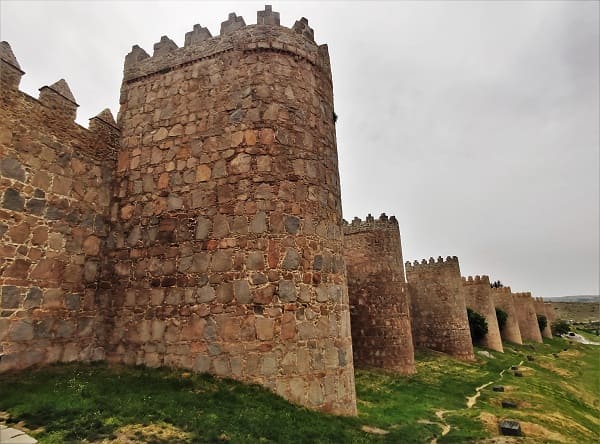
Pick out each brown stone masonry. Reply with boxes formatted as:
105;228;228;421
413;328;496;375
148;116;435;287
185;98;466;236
512;292;543;343
544;301;557;324
343;214;415;374
491;287;523;345
0;42;118;371
461;275;503;352
102;8;356;415
405;256;474;361
533;297;552;339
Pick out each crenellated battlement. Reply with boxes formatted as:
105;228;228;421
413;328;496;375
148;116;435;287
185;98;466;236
405;255;459;270
1;42;119;161
122;6;329;84
512;292;533;299
490;286;512;295
343;213;399;234
461;275;491;285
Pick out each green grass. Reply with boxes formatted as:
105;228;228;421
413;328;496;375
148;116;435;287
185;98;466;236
0;338;598;443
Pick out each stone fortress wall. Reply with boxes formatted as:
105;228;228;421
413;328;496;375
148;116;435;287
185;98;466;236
533;297;553;339
512;292;543;343
461;275;503;352
491;287;523;345
342;213;415;374
405;256;474;360
0;5;558;416
103;7;356;415
0;42;119;371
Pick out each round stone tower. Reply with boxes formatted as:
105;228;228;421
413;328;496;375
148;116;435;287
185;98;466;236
405;256;475;361
491;286;523;345
343;213;415;374
104;6;356;415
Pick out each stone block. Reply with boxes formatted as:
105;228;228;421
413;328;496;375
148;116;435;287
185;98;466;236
196;285;216;303
246;251;265;270
1;286;21;309
234;280;251;304
284;215;300;233
9;320;34;341
193;355;211;373
278;280;297;302
65;293;80;310
249;212;267;233
282;248;300;270
2;188;24;211
499;419;522;436
212;250;233;272
22;287;42;309
26;198;46;215
256;317;274;340
261;354;277;376
0;157;25;181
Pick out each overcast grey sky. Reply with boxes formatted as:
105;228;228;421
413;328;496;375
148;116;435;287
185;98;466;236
1;1;598;297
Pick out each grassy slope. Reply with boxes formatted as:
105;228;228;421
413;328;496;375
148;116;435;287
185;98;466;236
0;338;597;443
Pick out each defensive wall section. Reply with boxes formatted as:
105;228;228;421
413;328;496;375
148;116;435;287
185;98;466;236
491;287;523;345
102;7;356;415
512;292;543;343
1;5;558;416
405;256;474;361
343;213;415;374
0;42;119;371
534;297;552;338
461;275;503;352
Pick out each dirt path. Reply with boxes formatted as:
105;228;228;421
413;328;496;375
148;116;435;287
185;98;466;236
429;410;451;444
429;360;525;443
466;381;495;408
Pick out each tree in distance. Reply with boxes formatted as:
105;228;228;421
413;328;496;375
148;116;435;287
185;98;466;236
496;307;508;331
551;319;571;336
467;307;488;343
537;314;548;333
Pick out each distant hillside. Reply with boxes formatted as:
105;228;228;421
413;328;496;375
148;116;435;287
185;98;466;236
547;301;600;323
544;295;599;303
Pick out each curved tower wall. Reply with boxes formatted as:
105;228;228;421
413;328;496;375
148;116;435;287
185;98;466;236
533;297;552;338
104;9;356;415
405;256;474;361
512;292;543;343
491;287;523;345
343;214;415;374
461;275;503;352
544;301;557;324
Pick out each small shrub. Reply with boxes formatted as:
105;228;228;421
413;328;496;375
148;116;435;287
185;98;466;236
537;314;548;332
551;319;571;336
467;308;488;343
495;308;508;331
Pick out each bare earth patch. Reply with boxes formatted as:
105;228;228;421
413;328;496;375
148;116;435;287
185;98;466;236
519;420;567;442
527;411;598;440
361;425;389;435
96;423;191;444
537;361;574;378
